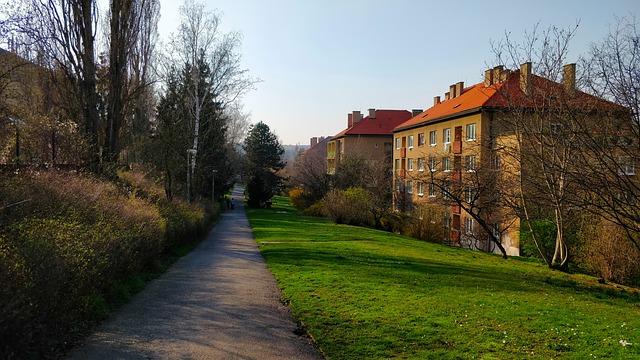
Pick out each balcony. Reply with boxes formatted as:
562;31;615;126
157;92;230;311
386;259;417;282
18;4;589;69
452;171;462;182
399;169;406;179
327;150;336;159
453;140;462;154
451;204;461;214
400;148;407;158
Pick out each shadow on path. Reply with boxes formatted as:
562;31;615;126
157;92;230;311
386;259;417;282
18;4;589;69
67;186;323;360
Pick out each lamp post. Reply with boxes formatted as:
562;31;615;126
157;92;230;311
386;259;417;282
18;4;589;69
186;148;197;203
212;169;218;202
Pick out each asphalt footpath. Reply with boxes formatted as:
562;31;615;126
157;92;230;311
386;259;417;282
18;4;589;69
67;185;323;359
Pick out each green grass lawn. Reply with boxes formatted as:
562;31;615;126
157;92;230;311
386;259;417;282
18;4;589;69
246;197;640;359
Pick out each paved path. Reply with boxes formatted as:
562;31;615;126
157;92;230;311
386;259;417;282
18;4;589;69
68;186;323;359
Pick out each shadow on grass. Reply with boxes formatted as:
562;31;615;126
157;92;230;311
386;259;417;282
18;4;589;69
261;244;640;303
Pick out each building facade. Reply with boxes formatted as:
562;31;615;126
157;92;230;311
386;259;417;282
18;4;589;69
392;62;625;257
327;109;414;175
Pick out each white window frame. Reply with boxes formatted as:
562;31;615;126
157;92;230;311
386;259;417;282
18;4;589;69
417;182;424;196
442;156;451;172
465;187;474;204
443;128;451;144
464;217;474;235
418;133;425;146
466;155;476;172
418;158;425;172
408;135;414;149
395;137;401;150
429;157;437;171
619;156;636;175
429;130;437;146
408;158;414;171
429;183;436;197
466;123;476;141
406;180;413;194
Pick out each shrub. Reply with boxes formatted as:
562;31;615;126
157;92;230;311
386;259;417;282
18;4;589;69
0;169;213;357
289;188;306;210
324;187;374;227
576;217;640;284
303;200;326;217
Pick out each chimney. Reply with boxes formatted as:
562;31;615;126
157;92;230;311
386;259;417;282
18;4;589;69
520;62;532;96
455;81;464;97
484;69;493;87
500;69;511;82
434;96;441;105
369;108;376;119
492;66;504;85
563;63;576;94
450;84;457;98
348;113;353;127
311;137;318;148
412;109;423;117
353;110;363;125
319;136;325;143
444;92;450;101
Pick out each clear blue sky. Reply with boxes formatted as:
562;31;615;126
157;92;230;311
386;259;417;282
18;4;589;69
157;0;639;145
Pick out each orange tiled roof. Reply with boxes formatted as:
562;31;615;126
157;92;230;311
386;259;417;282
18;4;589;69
333;110;412;139
395;70;623;132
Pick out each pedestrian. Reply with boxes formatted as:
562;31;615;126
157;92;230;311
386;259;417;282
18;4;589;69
231;198;235;210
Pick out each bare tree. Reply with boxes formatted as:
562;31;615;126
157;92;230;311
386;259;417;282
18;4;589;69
411;142;514;259
576;15;640;251
490;24;586;268
2;0;101;170
103;0;159;166
166;0;257;175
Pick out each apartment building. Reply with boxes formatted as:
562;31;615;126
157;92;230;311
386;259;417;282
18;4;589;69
327;109;414;175
392;62;625;256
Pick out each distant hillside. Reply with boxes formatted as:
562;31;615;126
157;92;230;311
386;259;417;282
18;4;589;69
282;144;308;162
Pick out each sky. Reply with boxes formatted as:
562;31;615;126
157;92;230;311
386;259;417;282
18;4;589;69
157;0;639;145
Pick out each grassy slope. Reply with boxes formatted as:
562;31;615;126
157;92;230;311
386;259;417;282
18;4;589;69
247;197;640;360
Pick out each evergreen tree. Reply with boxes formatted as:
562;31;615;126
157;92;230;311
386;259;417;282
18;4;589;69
243;122;284;207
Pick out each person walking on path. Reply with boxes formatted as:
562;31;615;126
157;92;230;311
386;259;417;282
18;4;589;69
67;185;322;359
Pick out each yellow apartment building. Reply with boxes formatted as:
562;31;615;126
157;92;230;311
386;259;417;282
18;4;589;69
391;62;624;256
327;109;415;175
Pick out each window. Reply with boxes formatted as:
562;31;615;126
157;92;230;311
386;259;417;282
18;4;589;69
429;131;437;146
465;187;474;204
443;128;451;144
406;180;413;194
465;155;476;172
418;133;425;146
466;123;476;141
619;156;636;175
374;141;379;149
408;135;414;149
551;122;561;134
442;156;451;172
443;214;451;229
464;217;475;235
408;158;414;171
395;138;401;150
395;159;400;172
417;182;424;196
443;182;451;200
418;158;425;171
429;183;436;197
491;154;501;170
429;157;437;171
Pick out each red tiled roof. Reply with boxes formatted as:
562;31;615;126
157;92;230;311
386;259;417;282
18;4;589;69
395;70;623;132
333;110;412;139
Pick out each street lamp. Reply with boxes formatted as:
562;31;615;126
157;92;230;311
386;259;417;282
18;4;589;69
212;169;218;202
186;148;197;203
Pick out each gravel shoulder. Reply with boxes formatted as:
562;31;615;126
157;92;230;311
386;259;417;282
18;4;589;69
67;186;323;359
